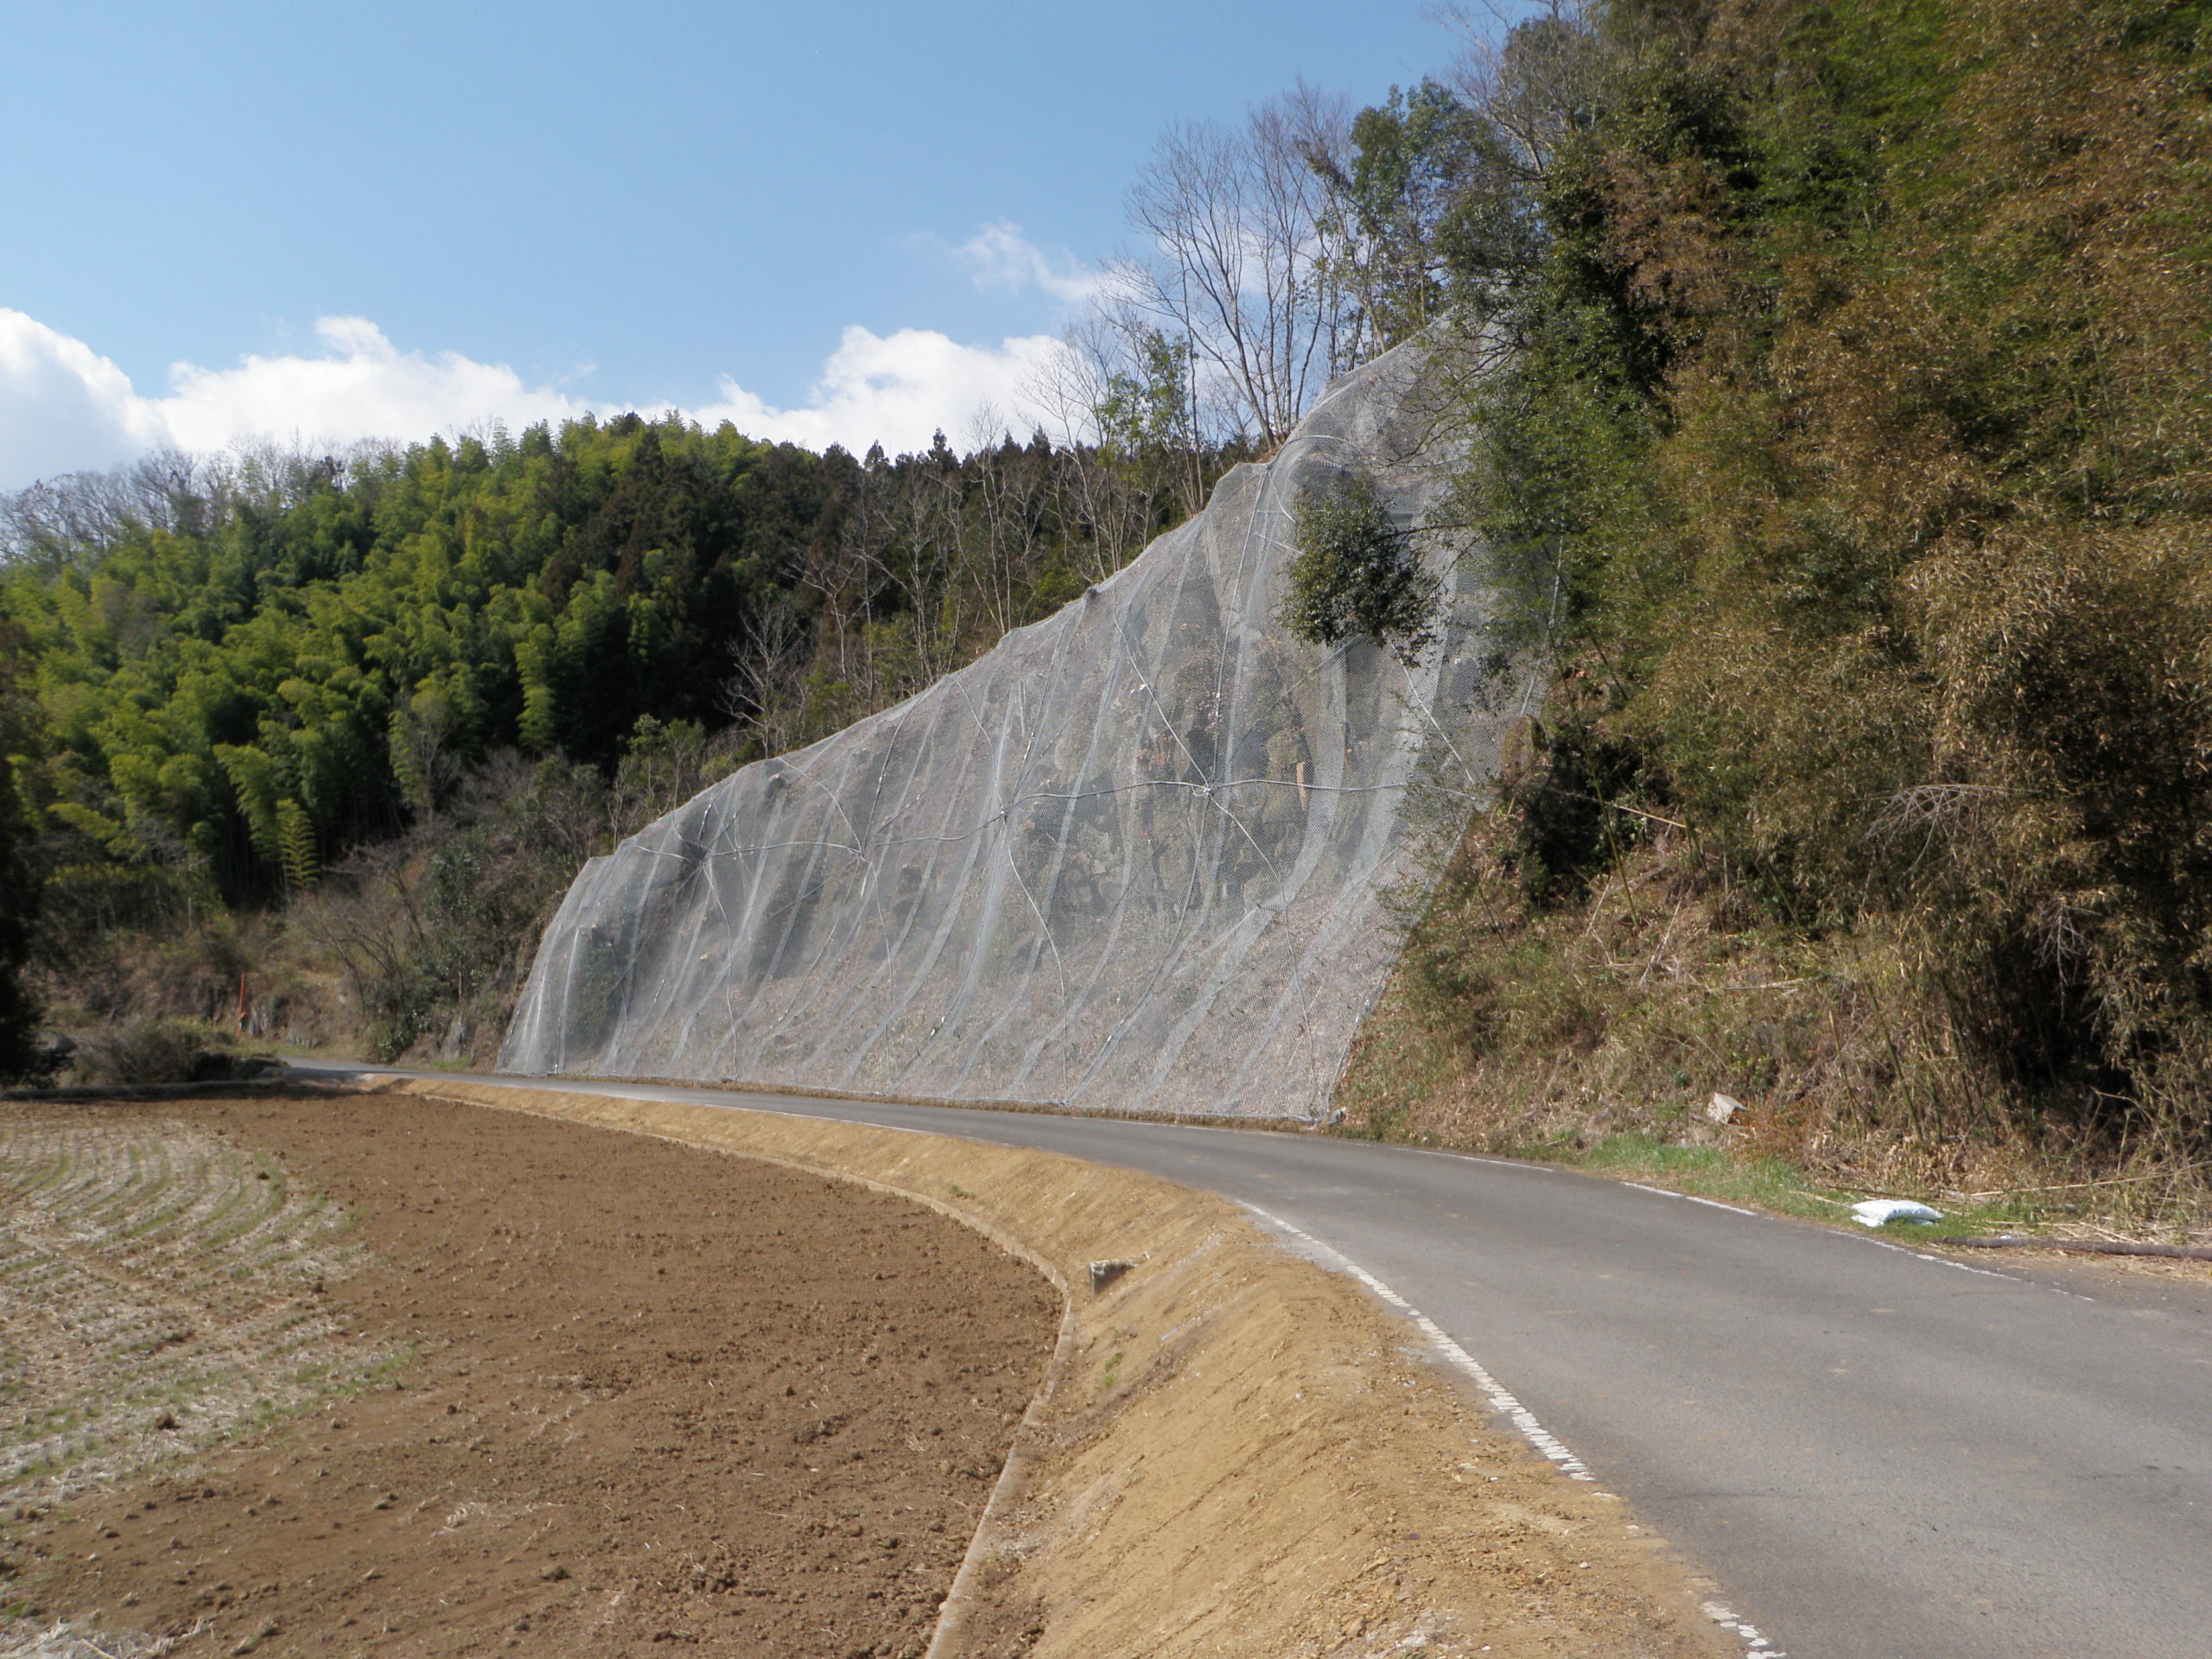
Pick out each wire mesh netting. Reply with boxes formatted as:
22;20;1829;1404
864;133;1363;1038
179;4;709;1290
500;341;1506;1118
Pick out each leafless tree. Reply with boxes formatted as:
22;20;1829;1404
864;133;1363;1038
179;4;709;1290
0;439;390;569
1436;0;1605;191
1;450;207;567
1117;86;1357;451
1027;313;1209;579
720;620;800;756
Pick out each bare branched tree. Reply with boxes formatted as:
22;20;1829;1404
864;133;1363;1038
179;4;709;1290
0;439;389;569
1;450;212;568
718;602;815;759
1027;313;1202;574
1117;87;1356;450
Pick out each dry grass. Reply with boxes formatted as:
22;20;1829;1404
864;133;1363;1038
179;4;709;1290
1342;810;2212;1245
0;1109;397;1514
0;1619;179;1658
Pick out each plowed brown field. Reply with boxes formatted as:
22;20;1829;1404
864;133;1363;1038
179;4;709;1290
0;1091;1059;1658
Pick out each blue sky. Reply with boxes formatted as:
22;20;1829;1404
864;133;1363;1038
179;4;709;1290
0;1;1478;488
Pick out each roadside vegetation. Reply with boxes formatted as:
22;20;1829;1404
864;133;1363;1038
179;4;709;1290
3;0;2207;1237
1340;0;2212;1237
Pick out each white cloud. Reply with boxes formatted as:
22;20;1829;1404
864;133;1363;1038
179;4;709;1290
0;308;1079;491
0;309;169;489
152;316;591;458
0;309;590;492
684;324;1070;455
950;222;1107;307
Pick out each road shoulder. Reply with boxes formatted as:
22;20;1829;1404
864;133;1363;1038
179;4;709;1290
403;1079;1738;1659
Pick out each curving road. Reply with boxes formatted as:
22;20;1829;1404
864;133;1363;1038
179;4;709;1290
301;1066;2212;1659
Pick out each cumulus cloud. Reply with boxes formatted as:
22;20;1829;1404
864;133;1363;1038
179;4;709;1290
0;309;591;492
949;221;1107;307
691;324;1067;455
0;309;169;488
152;316;591;458
0;308;1078;492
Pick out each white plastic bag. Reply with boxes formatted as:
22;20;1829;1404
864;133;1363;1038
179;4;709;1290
1851;1198;1944;1227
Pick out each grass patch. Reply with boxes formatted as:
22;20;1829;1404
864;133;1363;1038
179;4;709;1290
1351;1117;2160;1248
1566;1133;2027;1238
1574;1134;1836;1215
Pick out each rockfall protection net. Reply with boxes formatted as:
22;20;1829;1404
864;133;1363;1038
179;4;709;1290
500;342;1507;1118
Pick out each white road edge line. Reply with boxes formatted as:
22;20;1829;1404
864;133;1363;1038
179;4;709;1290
1240;1200;1789;1659
1241;1200;1597;1478
1853;1233;2018;1281
1623;1180;1759;1217
1408;1147;1556;1172
1701;1599;1787;1657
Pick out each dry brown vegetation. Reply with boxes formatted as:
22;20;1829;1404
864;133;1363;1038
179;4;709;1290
1396;0;2212;1227
1342;804;2192;1220
0;1109;393;1509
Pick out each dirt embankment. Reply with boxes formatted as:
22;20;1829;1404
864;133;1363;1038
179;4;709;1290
1;1092;1058;1658
397;1084;1734;1659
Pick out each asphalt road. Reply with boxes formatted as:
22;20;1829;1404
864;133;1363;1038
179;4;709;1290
304;1066;2212;1659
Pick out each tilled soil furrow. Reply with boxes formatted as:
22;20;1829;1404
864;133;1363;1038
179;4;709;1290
1;1093;1058;1659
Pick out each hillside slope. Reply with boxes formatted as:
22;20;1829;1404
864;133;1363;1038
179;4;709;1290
502;344;1494;1116
1342;0;2212;1224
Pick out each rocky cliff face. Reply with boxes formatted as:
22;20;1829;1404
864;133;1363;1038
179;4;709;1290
500;343;1503;1117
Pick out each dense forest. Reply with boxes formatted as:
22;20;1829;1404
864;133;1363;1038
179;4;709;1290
0;395;1239;1066
5;0;2209;1228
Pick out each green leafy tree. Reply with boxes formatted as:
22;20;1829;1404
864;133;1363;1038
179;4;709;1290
1281;475;1439;666
1309;79;1489;349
